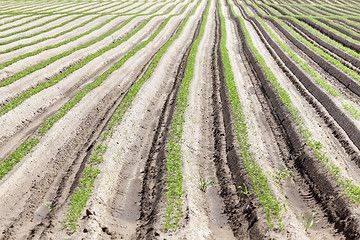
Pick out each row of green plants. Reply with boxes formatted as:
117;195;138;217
0;1;137;51
1;0;66;8
92;1;145;16
236;0;360;207
252;1;360;19
0;15;111;70
63;0;197;231
0;2;160;84
321;4;360;17
0;3;174;117
241;3;360;120
252;3;360;86
305;4;350;17
295;6;360;43
0;0;75;14
260;0;360;33
279;6;360;67
0;15;47;33
0;15;33;26
0;15;17;21
0;0;77;17
220;0;283;229
39;1;88;12
259;2;360;7
0;15;82;47
0;0;86;15
0;15;66;39
163;0;209;233
0;1;143;16
91;1;138;14
68;1;116;13
0;0;184;179
38;1;122;17
271;3;360;28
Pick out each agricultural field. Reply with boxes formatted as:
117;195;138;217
1;0;360;238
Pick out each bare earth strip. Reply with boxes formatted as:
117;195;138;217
1;0;360;239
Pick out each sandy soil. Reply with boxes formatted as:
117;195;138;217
0;1;197;238
0;4;180;160
1;0;360;239
0;15;93;50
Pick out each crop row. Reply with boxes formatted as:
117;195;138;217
0;1;157;70
0;0;81;16
0;15;48;33
163;0;209;232
268;4;360;61
0;1;139;51
0;2;160;90
0;1;91;15
0;0;181;179
0;15;35;27
254;1;360;19
0;15;82;47
0;1;75;14
293;6;360;44
243;4;360;123
220;0;283;229
247;3;360;113
234;0;360;209
63;0;199;231
0;9;167;116
0;1;146;16
0;15;67;39
250;3;360;97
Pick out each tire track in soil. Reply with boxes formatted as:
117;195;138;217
172;0;235;237
63;2;209;238
210;1;259;238
27;51;158;240
0;61;149;239
0;3;190;238
242;3;360;158
261;17;360;111
0;1;179;160
233;5;347;239
247;5;360;151
34;11;190;234
0;14;160;161
281;18;360;76
135;18;202;240
233;1;360;238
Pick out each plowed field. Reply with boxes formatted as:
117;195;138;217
1;0;360;239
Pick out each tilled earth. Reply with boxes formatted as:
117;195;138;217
1;0;360;239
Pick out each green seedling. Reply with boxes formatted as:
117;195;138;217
274;168;293;182
222;2;283;228
199;178;215;192
238;183;252;197
302;212;319;232
64;1;198;232
43;201;57;212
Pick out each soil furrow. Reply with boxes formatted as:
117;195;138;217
136;9;203;240
0;1;194;237
240;4;360;153
211;1;259;238
233;4;346;239
285;22;360;76
1;0;360;238
233;0;360;238
0;15;164;161
27;40;159;240
0;1;184;163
